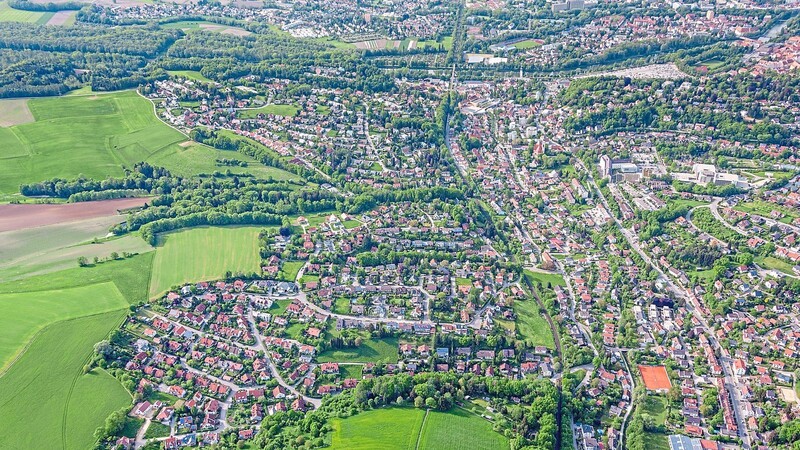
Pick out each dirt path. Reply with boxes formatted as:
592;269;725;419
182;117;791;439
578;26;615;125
414;409;430;450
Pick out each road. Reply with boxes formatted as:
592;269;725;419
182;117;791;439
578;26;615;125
576;160;751;448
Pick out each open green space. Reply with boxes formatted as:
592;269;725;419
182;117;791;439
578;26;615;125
144;421;171;438
0;91;185;195
149;226;262;297
734;200;798;224
511;298;555;349
0;310;130;450
524;269;566;287
277;261;305;282
317;337;398;364
0;1;52;23
0;282;127;371
238;103;300;118
329;407;508;450
512;39;542;49
755;255;796;275
167;70;212;83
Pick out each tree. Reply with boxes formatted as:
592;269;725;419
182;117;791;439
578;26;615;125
77;256;88;267
94;340;114;361
425;397;437;409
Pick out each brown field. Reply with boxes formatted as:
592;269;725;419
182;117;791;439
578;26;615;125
639;365;672;391
0;99;33;127
45;10;75;26
0;197;149;232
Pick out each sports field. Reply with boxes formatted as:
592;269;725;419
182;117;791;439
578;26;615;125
149;226;262;297
329;407;509;450
639;365;671;391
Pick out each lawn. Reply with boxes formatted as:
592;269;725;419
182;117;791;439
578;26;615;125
120;417;144;438
420;408;510;450
317;337;398;364
0;310;130;450
0;282;127;371
149;226;262;297
329;407;508;450
277;261;305;282
144;421;171;438
524;269;566;287
755;256;796;276
0;91;187;195
512;39;542;49
511;298;555;349
238;104;300;119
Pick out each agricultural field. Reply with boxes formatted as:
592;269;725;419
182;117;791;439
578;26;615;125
317;337;398;363
0;91;186;195
329;407;509;450
0;1;52;23
149;226;263;297
0;310;130;450
0;282;127;371
0;98;34;126
237;103;300;118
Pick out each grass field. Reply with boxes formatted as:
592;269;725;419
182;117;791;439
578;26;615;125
277;261;305;282
317;337;398;363
511;298;555;349
524;269;566;287
167;70;212;83
144;421;171;438
734;200;797;224
0;310;130;450
0;91;185;195
329;407;508;450
149;226;262;297
755;255;796;276
0;1;52;23
238;104;300;118
512;39;542;49
0;282;127;371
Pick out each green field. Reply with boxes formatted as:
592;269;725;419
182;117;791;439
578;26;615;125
167;70;212;83
0;91;186;195
317;337;398;363
0;282;127;371
734;200;798;224
329;407;509;450
524;269;566;287
277;261;305;282
511;298;555;349
512;39;542;49
0;1;52;23
149;226;262;296
238;104;300;119
755;255;796;275
0;310;130;450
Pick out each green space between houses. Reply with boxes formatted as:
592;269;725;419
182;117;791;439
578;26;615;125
149;226;263;297
317;337;399;363
734;200;798;224
238;103;300;118
755;255;796;275
0;282;127;371
0;310;130;450
641;395;670;450
524;269;566;287
167;70;213;83
278;261;305;282
511;298;555;349
329;407;509;450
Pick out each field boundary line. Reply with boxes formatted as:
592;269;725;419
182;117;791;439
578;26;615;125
61;309;129;449
414;409;430;450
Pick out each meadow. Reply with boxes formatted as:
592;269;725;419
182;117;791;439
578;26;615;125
0;254;152;448
524;269;566;287
149;226;263;297
166;70;212;83
317;337;398;363
0;282;127;371
0;0;52;23
0;91;296;196
329;407;509;450
238;103;300;118
511;298;556;349
0;310;130;450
